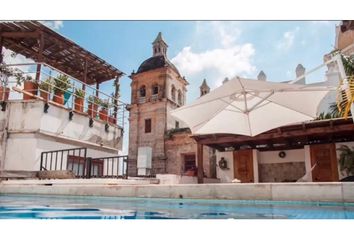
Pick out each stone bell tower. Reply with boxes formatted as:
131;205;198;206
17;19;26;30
127;32;188;176
200;79;210;96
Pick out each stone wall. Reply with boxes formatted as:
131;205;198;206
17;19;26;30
259;162;305;182
128;66;189;176
165;130;212;177
128;68;171;176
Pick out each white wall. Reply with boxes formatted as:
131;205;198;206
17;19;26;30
257;149;305;164
1;100;124;172
4;133;37;170
7;100;122;150
252;149;259;183
4;133;119;172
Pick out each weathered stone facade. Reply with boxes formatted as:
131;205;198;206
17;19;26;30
258;162;306;182
165;129;214;177
127;33;214;177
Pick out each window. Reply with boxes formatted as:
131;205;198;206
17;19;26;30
175;121;179;129
184;154;196;172
145;118;152;133
171;85;176;101
139;85;146;97
152;84;159;95
177;90;182;105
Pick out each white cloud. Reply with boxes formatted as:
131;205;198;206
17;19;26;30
277;27;300;51
172;22;256;87
39;21;64;30
211;21;241;47
172;44;256;86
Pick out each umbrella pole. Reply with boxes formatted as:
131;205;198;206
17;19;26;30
197;143;204;184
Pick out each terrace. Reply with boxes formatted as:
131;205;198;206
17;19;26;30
0;21;128;178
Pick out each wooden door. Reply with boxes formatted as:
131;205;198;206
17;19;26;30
233;149;254;183
310;143;339;182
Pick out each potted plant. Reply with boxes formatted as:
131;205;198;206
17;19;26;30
87;95;100;118
337;145;354;178
0;84;10;101
21;75;38;100
0;56;13;101
38;78;53;101
74;88;85;112
99;99;109;121
53;74;71;105
0;67;11;101
108;114;117;125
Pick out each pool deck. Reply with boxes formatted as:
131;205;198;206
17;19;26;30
0;179;354;202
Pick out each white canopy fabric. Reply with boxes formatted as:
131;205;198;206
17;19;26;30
171;77;335;137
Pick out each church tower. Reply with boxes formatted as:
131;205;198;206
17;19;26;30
200;79;210;96
127;32;188;176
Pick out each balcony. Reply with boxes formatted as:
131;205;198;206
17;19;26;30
0;21;129;173
1;62;126;147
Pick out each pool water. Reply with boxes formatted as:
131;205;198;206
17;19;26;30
1;194;354;219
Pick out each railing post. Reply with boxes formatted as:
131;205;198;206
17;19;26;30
86;157;92;179
40;152;44;171
124;156;129;179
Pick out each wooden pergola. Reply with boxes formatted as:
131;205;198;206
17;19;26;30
0;21;124;120
192;118;354;183
0;21;124;85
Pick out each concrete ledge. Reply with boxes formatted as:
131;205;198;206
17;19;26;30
271;183;343;202
0;178;159;185
342;183;354;202
1;182;353;203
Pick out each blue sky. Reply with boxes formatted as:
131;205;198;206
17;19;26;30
38;21;339;153
54;21;338;105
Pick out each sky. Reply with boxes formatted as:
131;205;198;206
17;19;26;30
2;20;340;153
50;21;339;104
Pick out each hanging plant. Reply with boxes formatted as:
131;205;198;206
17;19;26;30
337;145;354;176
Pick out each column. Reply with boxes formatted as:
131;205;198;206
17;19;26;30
197;143;204;183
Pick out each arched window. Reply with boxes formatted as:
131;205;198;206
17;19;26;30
177;90;182;105
152;84;159;95
171;85;176;101
139;85;146;97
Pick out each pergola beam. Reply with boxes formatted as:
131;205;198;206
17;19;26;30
0;21;124;85
0;31;40;39
35;31;44;82
192;119;354;153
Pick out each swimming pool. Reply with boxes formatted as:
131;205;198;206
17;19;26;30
1;194;354;219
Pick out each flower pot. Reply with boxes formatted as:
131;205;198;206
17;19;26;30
40;90;49;101
74;97;84;112
53;90;64;105
99;109;108;121
0;87;10;101
108;115;117;125
88;103;98;118
23;81;38;100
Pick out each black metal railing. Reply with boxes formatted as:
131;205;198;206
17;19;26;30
40;147;128;178
88;156;128;178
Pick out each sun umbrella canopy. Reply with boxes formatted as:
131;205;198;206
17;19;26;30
171;77;334;137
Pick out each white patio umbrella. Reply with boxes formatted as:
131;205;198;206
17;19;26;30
171;77;334;137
